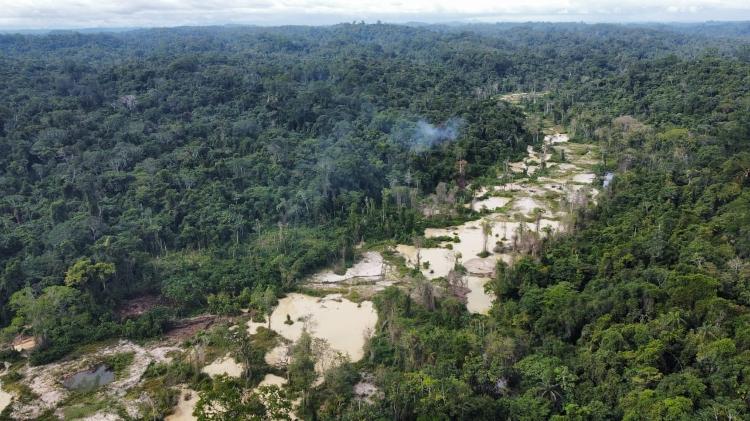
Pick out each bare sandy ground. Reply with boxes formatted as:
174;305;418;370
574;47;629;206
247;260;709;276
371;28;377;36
0;383;11;414
466;276;493;314
201;354;243;378
468;196;512;212
9;340;180;420
165;387;199;421
310;252;385;283
394;132;598;314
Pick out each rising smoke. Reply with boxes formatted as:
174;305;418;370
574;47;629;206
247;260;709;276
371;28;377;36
409;117;463;152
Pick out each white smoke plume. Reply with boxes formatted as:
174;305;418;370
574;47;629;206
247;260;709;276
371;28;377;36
410;117;463;152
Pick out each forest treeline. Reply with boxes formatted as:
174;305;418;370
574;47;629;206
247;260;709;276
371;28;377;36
1;22;750;419
0;23;539;362
353;31;750;420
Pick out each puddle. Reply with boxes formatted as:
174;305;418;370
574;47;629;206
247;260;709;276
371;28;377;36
166;387;198;421
201;354;243;378
62;365;114;391
603;172;614;188
426;220;494;264
248;293;376;362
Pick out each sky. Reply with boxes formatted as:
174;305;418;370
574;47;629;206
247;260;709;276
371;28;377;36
1;0;749;30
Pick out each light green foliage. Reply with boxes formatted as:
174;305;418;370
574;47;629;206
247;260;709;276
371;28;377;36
64;259;116;291
6;286;92;357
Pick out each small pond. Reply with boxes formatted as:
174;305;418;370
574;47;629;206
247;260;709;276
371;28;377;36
63;365;114;391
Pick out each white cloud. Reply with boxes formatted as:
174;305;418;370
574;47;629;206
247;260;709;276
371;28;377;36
0;0;748;29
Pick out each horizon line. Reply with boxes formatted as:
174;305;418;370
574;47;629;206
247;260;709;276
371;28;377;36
1;19;748;34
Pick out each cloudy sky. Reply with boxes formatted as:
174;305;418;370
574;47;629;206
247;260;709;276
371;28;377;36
1;0;749;30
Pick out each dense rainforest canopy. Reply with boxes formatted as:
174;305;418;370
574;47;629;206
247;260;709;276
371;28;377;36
1;22;750;420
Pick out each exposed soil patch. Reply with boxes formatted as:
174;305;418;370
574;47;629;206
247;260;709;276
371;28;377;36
117;295;162;319
201;354;243;378
165;387;198;421
311;251;385;283
165;315;218;340
12;336;36;352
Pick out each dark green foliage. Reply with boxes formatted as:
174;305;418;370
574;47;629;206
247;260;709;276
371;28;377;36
1;21;750;420
0;24;534;358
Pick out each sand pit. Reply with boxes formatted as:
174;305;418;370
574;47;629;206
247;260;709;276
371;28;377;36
424;222;488;266
258;373;287;388
545;133;569;144
264;344;291;367
512;197;546;216
354;379;380;403
463;258;497;276
572;173;596;184
394;131;596;315
202;354;243;378
10;340;178;419
556;163;579;171
509;162;526;173
396;244;456;279
469;196;511;212
166;387;198;421
0;385;11;413
466;277;493;314
311;252;384;283
250;294;376;362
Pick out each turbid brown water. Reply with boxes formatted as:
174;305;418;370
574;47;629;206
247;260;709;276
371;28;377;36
248;293;377;363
